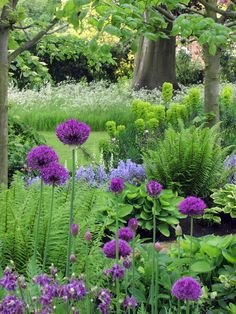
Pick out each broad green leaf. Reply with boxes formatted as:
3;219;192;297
157;223;170;237
0;0;8;9
222;249;236;264
118;205;133;218
104;25;121;37
191;260;215;273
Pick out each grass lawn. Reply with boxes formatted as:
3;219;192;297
41;131;108;170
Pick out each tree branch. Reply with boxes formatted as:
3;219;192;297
46;23;68;35
13;24;34;30
198;0;236;19
155;6;175;22
8;18;58;63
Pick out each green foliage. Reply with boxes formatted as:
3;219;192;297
8;118;44;180
211;184;236;218
184;87;203;119
220;86;234;108
106;120;117;137
166;103;188;126
176;49;203;85
0;176;109;284
162;82;173;104
144;126;228;198
220;49;236;83
123;183;184;236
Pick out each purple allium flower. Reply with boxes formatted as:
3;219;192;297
123;296;138;309
178;196;206;216
110;160;146;184
84;230;92;241
123;257;132;269
97;289;111;314
0;295;25;314
58;278;86;301
71;223;79;237
118;227;134;242
27;145;58;170
171;277;202;301
56;119;90;146
103;239;131;259
109;177;125;194
128;218;138;232
104;264;125;281
40;162;69;186
33;274;51;286
146;180;163;197
0;267;18;291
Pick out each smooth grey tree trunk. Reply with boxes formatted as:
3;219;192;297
132;23;178;90
0;27;9;186
203;45;221;126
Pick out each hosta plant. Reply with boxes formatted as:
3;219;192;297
211;184;236;218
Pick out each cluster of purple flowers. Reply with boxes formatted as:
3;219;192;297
103;239;131;259
178;196;206;216
172;276;202;301
104;264;125;281
0;267;18;291
0;295;25;314
97;289;112;314
118;227;134;242
146;180;163;197
56;119;90;146
224;154;236;183
75;160;146;187
27;145;69;186
123;296;138;309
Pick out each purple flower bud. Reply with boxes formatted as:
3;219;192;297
49;264;58;277
118;227;134;242
109;177;125;194
154;242;161;251
71;224;79;237
84;230;92;241
128;218;138;232
103;239;131;259
123;258;132;269
70;255;77;263
146;180;163;197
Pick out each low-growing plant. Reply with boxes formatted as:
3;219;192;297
210;184;236;218
144;125;228;198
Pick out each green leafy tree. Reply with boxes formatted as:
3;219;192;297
0;0;68;185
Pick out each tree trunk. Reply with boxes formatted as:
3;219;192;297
203;46;221;126
0;27;9;186
132;23;178;90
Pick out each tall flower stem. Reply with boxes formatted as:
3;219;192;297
151;201;156;314
115;200;120;314
66;148;76;278
85;242;90;314
154;252;159;314
43;184;55;270
132;238;135;314
190;217;194;268
33;178;43;261
186;301;190;314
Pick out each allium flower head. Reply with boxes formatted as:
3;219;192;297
109;177;125;194
103;239;131;259
84;230;92;241
56;119;90;146
128;218;138;232
104;264;125;281
0;267;18;291
123;296;138;309
40;162;69;186
27;145;58;170
171;277;202;301
97;289;111;314
0;295;25;314
71;223;79;236
178;196;206;216
146;180;163;197
118;227;134;242
154;242;161;251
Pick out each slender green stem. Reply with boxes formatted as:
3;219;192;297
43;184;55;271
177;300;181;314
154;252;159;313
132;238;135;314
186;301;190;314
115;201;120;314
33;178;43;261
66;148;76;278
151;202;156;314
190;217;194;268
85;242;90;314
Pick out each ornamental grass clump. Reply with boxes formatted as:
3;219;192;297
56;118;90;278
172;276;202;314
146;179;163;314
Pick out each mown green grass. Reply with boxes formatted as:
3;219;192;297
41;131;108;170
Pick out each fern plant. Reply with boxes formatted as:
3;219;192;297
144;125;228;198
0;175;110;286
